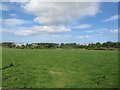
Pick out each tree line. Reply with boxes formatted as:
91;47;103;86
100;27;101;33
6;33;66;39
0;41;120;50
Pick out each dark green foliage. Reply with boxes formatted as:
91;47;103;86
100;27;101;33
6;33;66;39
26;43;58;49
60;43;79;49
1;41;120;50
87;41;119;50
1;42;15;48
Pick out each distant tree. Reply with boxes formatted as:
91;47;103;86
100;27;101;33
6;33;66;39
87;43;95;50
26;43;30;48
118;42;120;48
102;41;113;48
1;41;119;50
96;42;102;48
2;42;15;48
60;43;64;48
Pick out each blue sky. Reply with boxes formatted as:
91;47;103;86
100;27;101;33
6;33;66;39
1;1;119;44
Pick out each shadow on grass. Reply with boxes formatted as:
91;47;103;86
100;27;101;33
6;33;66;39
0;63;13;70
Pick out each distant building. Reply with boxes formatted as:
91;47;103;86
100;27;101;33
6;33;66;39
79;44;88;46
15;43;26;47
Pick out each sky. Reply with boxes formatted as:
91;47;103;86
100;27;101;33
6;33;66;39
0;1;119;44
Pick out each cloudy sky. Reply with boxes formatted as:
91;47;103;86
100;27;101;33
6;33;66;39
1;1;119;44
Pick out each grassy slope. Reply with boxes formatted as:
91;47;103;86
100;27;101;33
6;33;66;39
2;48;118;88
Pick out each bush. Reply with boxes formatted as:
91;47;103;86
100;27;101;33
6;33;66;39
94;48;107;50
108;48;114;50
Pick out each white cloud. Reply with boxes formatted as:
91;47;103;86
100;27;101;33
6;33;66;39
74;24;92;29
100;0;119;2
3;18;28;26
2;0;100;2
4;0;30;2
0;19;2;24
96;28;108;34
110;29;120;34
84;28;107;34
3;2;100;37
0;4;10;11
85;30;94;33
84;28;119;35
10;25;71;36
78;35;90;39
103;15;119;22
10;14;17;17
22;2;100;25
4;0;119;3
2;2;100;37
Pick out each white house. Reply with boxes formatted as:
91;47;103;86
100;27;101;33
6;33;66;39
15;43;26;47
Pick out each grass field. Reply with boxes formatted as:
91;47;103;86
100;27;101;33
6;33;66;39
2;48;118;88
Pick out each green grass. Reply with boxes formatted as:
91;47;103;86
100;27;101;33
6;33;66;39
2;48;118;88
0;46;2;87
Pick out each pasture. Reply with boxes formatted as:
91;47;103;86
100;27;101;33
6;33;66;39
2;48;118;88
